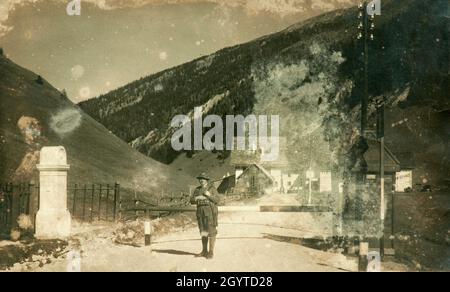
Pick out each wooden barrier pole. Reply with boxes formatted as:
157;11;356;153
358;242;369;272
129;205;332;213
144;220;152;248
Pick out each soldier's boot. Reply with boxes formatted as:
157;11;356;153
195;237;208;258
207;236;216;259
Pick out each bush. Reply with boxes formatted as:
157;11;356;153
10;228;21;242
0;48;3;55
17;214;33;230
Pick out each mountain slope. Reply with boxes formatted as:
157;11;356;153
80;0;449;185
0;54;194;195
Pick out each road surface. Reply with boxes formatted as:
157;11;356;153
28;211;357;272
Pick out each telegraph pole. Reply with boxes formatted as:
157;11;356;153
356;1;379;257
358;1;370;137
356;1;376;223
358;1;378;137
377;97;386;259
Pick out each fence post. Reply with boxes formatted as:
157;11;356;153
7;184;12;229
72;184;78;218
90;184;95;222
135;198;139;219
98;185;102;221
18;184;22;215
106;184;110;221
113;183;119;222
18;184;23;215
83;184;87;221
10;184;19;230
26;183;31;215
29;180;39;229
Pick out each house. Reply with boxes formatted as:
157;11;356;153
229;137;298;195
363;139;415;193
362;139;400;194
233;164;275;195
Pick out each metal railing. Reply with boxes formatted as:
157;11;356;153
0;182;36;233
69;183;120;222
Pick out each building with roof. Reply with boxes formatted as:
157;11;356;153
363;139;416;193
229;137;300;195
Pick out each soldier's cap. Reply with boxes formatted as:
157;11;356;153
196;172;211;181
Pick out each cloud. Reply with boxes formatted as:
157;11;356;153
0;0;40;37
85;0;356;16
0;0;358;38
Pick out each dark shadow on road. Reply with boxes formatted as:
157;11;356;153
152;249;198;256
262;233;338;252
152;236;263;245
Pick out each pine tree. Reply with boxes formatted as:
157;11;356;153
36;75;44;85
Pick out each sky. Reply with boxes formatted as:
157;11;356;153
0;0;358;102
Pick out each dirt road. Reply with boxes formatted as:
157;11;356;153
26;214;357;272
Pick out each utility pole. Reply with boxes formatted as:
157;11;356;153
362;0;384;259
358;1;378;137
358;1;369;137
354;0;379;252
377;97;386;259
355;1;376;223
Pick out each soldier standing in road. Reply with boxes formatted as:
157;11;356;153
190;172;220;259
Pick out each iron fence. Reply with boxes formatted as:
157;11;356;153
68;183;120;222
0;182;36;234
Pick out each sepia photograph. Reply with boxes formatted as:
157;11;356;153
0;0;448;275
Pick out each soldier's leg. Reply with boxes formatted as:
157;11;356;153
202;235;209;254
195;236;208;257
207;236;216;259
207;216;217;259
196;213;209;257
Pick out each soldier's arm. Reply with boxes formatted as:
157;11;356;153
190;189;198;205
190;188;207;204
205;187;220;204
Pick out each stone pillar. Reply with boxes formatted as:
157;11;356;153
35;146;71;239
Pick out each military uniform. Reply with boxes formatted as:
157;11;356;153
191;172;220;259
190;185;220;237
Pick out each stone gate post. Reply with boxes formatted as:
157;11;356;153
35;146;71;239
